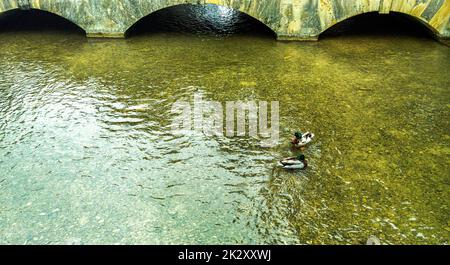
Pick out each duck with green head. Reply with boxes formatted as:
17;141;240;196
280;154;308;170
291;131;315;148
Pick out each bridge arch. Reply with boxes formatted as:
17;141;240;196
123;1;278;37
0;0;449;40
318;11;441;39
314;0;449;40
0;1;87;34
318;11;441;38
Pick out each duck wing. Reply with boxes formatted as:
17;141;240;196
283;163;305;170
300;133;315;145
280;159;303;166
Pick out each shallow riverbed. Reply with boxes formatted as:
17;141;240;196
0;5;449;244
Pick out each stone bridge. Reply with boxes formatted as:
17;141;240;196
0;0;449;40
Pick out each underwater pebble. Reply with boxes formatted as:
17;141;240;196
366;235;381;245
64;238;82;245
416;233;426;239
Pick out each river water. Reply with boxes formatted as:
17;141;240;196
0;5;449;244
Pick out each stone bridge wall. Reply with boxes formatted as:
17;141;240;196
0;0;449;40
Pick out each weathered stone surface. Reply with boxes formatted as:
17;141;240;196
0;0;449;40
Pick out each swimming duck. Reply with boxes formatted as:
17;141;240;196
291;131;315;148
279;154;308;170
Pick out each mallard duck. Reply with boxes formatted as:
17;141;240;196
279;154;308;170
291;131;315;148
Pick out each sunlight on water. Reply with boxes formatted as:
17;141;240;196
126;4;274;37
0;6;449;245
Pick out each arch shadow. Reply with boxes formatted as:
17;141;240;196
125;3;276;38
0;8;86;34
319;11;440;40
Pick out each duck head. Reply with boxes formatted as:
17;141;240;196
297;154;306;161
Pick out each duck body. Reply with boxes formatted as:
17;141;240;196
280;156;308;170
292;132;315;148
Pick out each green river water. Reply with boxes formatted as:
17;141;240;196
0;6;449;244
